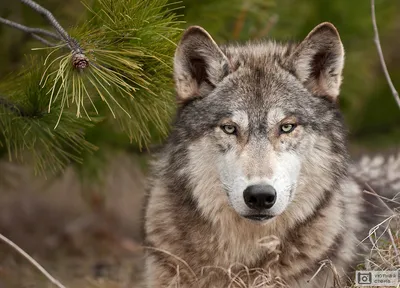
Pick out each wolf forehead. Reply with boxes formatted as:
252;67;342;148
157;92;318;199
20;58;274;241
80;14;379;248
222;41;297;75
177;43;330;126
216;42;316;107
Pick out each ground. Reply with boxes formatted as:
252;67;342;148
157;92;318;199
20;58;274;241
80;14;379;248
0;154;146;288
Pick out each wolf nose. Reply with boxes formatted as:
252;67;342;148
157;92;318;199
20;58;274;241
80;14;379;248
243;184;276;210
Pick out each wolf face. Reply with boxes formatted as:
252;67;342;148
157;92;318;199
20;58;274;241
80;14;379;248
169;23;348;223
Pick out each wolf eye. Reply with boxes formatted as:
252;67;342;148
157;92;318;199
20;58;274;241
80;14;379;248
280;124;296;134
221;124;237;135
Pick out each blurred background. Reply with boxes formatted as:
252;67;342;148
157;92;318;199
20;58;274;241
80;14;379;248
0;0;398;287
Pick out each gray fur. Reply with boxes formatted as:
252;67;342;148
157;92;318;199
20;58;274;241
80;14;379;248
144;22;396;287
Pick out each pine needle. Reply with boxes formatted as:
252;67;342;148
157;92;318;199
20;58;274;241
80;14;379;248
0;57;98;175
39;0;181;147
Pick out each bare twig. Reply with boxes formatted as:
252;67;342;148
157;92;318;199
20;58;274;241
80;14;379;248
0;17;58;46
371;0;400;109
363;189;400;207
29;33;58;46
0;0;83;54
0;17;61;40
0;233;66;288
19;0;80;52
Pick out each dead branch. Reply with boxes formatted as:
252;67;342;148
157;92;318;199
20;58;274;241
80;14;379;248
0;0;83;54
0;17;61;41
0;17;59;46
19;0;81;52
371;0;400;109
0;233;66;288
29;33;58;46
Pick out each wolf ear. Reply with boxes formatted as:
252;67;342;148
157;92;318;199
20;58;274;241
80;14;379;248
289;22;344;101
174;26;231;103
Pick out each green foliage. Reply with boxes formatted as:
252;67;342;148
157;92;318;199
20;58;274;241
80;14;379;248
42;0;182;145
0;58;98;175
172;0;276;42
0;0;182;176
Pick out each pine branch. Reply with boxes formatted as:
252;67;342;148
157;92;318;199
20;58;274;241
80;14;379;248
371;0;400;110
19;0;81;53
0;0;89;68
37;0;181;146
0;0;181;166
0;58;98;175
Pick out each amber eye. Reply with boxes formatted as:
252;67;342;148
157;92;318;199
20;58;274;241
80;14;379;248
221;124;237;135
280;124;296;134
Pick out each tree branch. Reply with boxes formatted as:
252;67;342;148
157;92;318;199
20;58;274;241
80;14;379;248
371;0;400;110
0;0;89;69
0;17;58;46
0;233;66;288
29;33;58;46
0;17;61;41
19;0;81;52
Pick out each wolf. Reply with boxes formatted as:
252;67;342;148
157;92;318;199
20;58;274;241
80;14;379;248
144;22;400;287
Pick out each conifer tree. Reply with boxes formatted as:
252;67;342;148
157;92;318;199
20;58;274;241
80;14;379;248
0;0;181;175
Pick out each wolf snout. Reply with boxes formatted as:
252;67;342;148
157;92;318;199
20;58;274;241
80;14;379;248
243;184;277;210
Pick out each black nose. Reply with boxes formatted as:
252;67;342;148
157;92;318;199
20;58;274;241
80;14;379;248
243;184;276;210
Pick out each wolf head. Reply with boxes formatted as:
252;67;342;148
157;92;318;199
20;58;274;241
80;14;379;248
166;23;349;224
